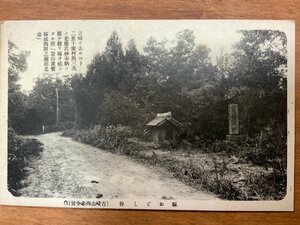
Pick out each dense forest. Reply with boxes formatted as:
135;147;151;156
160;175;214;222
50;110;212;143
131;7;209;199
9;29;287;141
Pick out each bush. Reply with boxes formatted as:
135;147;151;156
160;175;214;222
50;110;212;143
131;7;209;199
8;128;43;195
244;168;287;200
62;125;134;151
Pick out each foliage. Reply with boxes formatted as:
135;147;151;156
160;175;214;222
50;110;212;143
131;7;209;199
8;41;29;94
246;124;287;172
97;91;143;126
69;30;286;142
62;125;134;151
26;76;73;127
8;41;30;133
8;128;43;195
223;30;287;136
9;29;287;142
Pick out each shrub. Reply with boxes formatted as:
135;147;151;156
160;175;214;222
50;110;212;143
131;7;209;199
244;125;287;190
8;128;43;195
62;125;134;151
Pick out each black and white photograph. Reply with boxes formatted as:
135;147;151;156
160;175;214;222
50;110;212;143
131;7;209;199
0;20;295;211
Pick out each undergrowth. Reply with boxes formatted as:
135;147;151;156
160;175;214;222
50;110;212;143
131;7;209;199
8;128;44;196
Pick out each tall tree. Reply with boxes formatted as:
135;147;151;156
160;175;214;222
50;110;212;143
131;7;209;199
84;31;127;124
144;36;169;76
8;41;30;133
222;30;287;135
26;76;72;128
119;39;144;95
168;29;195;86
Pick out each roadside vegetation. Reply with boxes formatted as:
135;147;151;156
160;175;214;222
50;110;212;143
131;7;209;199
8;128;43;196
63;124;286;200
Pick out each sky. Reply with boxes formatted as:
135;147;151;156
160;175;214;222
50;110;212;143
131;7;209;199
6;20;243;92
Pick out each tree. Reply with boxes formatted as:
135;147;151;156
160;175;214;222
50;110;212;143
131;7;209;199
97;91;142;126
8;41;29;94
102;31;126;89
8;41;30;133
221;30;287;136
144;36;169;76
83;31;128;125
66;73;94;126
125;39;141;73
26;76;73;131
119;39;144;95
169;29;195;77
168;29;196;87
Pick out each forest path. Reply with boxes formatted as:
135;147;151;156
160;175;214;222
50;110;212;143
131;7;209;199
20;132;216;200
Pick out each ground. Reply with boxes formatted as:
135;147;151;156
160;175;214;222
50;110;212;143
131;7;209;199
124;137;280;200
19;132;216;200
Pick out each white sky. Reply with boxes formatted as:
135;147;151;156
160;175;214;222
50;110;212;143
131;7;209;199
6;20;243;91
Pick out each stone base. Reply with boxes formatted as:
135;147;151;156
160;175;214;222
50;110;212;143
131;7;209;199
226;134;245;142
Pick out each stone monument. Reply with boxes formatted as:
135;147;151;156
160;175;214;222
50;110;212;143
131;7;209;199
226;104;244;142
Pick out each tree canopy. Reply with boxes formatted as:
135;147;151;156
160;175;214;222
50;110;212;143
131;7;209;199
9;29;287;140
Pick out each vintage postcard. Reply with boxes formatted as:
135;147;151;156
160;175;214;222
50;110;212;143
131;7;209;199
0;20;295;211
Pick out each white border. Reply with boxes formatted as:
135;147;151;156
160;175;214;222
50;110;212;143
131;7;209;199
0;20;295;211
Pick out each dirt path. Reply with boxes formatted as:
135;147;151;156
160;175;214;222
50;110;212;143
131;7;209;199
20;132;216;200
